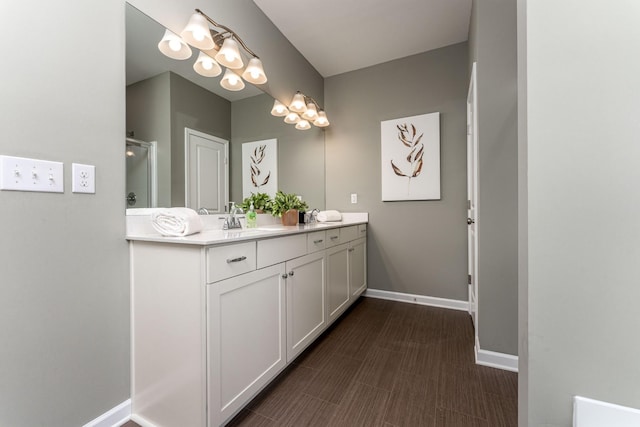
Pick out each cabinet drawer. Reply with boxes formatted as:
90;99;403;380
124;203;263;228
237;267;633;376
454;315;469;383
357;224;367;237
325;228;341;248
307;231;326;253
207;241;257;283
340;226;358;242
257;234;307;268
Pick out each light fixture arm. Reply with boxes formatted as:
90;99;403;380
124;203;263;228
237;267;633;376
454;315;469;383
195;9;260;59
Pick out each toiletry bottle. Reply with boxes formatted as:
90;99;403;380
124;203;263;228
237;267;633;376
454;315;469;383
246;202;257;228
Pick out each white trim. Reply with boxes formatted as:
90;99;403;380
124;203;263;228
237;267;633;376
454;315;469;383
475;336;518;372
82;399;131;427
574;396;640;427
131;414;159;427
364;289;469;311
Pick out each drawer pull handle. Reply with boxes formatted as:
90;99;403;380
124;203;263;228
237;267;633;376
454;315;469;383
226;256;247;263
360;229;366;233
330;236;339;240
348;248;355;252
313;239;324;244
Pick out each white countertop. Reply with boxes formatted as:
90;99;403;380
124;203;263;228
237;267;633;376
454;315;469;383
126;212;368;247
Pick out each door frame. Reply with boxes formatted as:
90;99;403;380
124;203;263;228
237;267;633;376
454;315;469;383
467;62;479;337
184;127;229;212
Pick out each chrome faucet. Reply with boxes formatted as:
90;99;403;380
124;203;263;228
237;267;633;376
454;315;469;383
223;202;244;230
307;209;320;223
198;207;210;215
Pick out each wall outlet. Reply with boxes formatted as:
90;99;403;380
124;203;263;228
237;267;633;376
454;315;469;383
351;193;358;204
0;155;64;193
72;163;95;194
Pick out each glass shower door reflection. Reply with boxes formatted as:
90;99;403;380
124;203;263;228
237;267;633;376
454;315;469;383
126;138;156;208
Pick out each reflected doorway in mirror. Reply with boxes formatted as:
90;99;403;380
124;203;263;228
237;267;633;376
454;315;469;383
242;139;278;199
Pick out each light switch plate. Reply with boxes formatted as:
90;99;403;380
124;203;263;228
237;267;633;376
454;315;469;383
351;193;358;204
0;155;64;193
72;163;95;194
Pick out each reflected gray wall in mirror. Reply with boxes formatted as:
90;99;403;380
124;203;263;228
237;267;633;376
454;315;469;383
125;2;325;210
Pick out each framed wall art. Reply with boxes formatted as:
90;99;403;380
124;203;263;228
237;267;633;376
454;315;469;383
381;112;441;201
242;138;277;199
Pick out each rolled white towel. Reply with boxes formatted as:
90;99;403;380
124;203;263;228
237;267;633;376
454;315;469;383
317;210;342;222
151;208;204;237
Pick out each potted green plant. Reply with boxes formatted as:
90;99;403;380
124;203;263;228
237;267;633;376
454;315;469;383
270;191;308;226
238;192;272;213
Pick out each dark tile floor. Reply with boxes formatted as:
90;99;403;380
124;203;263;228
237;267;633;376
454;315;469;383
124;297;518;427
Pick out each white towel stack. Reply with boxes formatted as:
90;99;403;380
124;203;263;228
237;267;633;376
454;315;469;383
151;208;204;237
317;210;342;222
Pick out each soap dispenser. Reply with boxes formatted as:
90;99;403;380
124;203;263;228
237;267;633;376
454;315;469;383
246;202;257;228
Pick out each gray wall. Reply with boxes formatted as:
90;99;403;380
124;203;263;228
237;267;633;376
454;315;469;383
0;0;325;425
126;72;172;207
325;43;469;300
170;72;231;206
468;0;519;356
523;1;640;425
0;1;129;426
231;93;325;210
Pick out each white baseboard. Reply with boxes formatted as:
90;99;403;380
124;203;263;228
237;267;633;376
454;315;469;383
82;399;131;427
364;288;469;311
574;396;640;427
475;336;518;372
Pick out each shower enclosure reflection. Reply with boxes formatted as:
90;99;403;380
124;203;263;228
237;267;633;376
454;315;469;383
126;137;157;208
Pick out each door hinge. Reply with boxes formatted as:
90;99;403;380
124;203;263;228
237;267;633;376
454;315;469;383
467;199;471;210
468;274;472;285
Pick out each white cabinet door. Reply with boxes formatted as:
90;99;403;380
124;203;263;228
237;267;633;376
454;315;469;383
349;237;367;298
326;243;350;324
286;252;326;362
207;263;286;427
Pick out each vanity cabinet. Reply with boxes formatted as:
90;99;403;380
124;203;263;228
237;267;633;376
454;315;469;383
327;243;350;323
285;251;326;362
129;220;366;427
207;263;286;426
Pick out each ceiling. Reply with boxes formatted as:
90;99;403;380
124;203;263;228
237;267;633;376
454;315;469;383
253;0;472;77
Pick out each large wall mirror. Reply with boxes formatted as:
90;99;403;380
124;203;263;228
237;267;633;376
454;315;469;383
125;2;325;212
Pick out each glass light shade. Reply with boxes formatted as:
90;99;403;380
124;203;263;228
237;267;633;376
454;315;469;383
284;112;301;124
295;119;311;130
180;13;215;50
301;102;318;121
193;51;222;77
158;29;192;60
313;110;330;127
220;69;245;91
241;58;268;84
215;38;244;69
271;100;289;117
289;92;307;113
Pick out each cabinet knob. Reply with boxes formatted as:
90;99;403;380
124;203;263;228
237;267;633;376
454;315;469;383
281;274;289;279
288;271;294;277
348;248;355;252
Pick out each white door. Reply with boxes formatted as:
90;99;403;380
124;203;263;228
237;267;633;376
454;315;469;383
467;63;479;332
185;128;228;213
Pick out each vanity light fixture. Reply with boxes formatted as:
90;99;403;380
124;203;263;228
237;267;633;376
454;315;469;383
220;69;245;91
158;9;267;90
271;91;330;129
193;51;222;77
270;100;289;117
295;119;311;130
157;29;192;60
